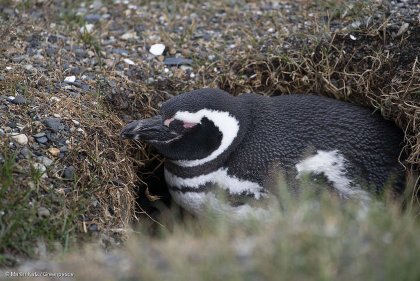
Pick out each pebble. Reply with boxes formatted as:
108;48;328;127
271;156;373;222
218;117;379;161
70;67;81;75
37;207;50;218
7;121;17;128
20;147;32;159
35;136;48;144
48;147;60;157
80;24;95;33
168;47;177;55
163;57;193;66
33;132;46;138
11;133;29;145
395;22;409;37
43;118;63;132
12;55;28;63
39;156;53;167
32;163;47;178
8;95;27;105
112;48;129;56
64;76;76;83
123;58;135;65
120;31;138;40
24;64;35;72
46;47;58;56
149;44;165;56
88;224;99;232
85;14;102;23
63;166;76;179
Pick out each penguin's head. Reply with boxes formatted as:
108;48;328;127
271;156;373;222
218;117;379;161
121;88;249;166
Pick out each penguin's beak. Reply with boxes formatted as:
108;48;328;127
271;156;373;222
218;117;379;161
121;115;179;143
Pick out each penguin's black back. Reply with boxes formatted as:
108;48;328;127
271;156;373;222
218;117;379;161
226;93;405;193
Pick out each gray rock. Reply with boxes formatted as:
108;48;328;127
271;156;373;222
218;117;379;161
70;67;81;75
12;55;28;63
163;57;193;66
107;80;117;88
33;132;46;138
0;75;5;81
46;47;58;56
20;147;32;159
85;14;102;23
7;121;17;128
43;118;63;132
35;136;48;144
112;48;129;56
32;163;47;178
47;35;58;43
63;166;75;179
39;156;53;167
74;49;88;59
9;95;27;105
88;223;99;232
37;207;50;218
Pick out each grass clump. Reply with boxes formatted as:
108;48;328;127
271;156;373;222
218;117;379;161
0;146;81;267
37;189;420;281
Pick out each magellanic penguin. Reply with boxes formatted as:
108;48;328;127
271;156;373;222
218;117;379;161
121;88;405;220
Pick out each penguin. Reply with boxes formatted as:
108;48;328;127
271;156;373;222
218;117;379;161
121;88;405;219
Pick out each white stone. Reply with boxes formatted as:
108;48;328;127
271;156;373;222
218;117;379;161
120;31;138;40
123;58;135;65
64;76;76;83
11;133;28;145
149;43;165;56
349;34;357;40
80;24;94;33
24;64;34;71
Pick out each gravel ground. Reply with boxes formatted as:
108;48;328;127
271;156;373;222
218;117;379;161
0;0;419;273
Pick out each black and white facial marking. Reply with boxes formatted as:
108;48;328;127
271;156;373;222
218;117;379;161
122;88;249;166
165;109;240;167
295;150;371;204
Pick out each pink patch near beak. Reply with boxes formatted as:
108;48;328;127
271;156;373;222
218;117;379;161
183;122;197;129
164;118;174;127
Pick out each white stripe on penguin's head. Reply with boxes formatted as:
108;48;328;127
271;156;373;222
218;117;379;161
171;109;240;167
